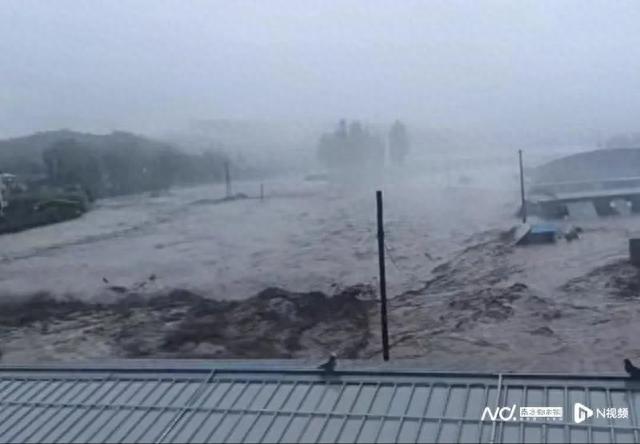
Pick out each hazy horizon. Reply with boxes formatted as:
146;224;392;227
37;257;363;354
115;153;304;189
3;0;640;140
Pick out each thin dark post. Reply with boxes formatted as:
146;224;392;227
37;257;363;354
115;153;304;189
260;183;264;201
224;161;231;198
376;190;390;361
631;239;640;267
519;149;527;223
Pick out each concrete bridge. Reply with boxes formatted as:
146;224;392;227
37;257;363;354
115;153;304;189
527;176;640;218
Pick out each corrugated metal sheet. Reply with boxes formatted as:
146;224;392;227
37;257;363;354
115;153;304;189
0;364;639;443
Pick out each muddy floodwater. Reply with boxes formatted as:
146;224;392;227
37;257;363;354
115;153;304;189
1;158;640;374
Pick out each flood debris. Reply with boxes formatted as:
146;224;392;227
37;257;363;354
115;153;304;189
102;274;159;293
190;193;249;206
564;226;582;241
0;285;374;362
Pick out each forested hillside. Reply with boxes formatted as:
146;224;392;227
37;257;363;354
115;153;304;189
0;130;229;198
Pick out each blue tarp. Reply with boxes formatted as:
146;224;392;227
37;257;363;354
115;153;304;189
530;223;559;235
514;222;559;245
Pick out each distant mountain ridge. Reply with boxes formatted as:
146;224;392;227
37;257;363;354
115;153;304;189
0;130;171;175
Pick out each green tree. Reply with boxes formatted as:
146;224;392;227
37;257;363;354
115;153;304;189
317;120;384;170
42;139;104;197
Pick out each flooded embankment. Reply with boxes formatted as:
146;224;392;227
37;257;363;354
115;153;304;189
1;164;640;373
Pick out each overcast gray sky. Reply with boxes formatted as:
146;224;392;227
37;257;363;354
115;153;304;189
2;0;640;137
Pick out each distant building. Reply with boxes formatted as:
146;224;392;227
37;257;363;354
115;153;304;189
0;179;5;215
0;173;14;215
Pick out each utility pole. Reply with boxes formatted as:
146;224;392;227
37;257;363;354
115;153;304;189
376;190;390;361
519;150;527;223
224;161;231;198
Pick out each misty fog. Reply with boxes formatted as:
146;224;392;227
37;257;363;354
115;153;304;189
3;0;640;145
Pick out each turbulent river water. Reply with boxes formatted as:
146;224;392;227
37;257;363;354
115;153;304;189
1;157;640;373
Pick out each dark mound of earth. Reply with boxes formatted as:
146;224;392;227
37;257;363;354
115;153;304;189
0;285;374;362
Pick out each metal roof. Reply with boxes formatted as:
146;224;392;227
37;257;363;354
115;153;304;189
532;187;640;204
531;176;640;191
1;363;640;443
